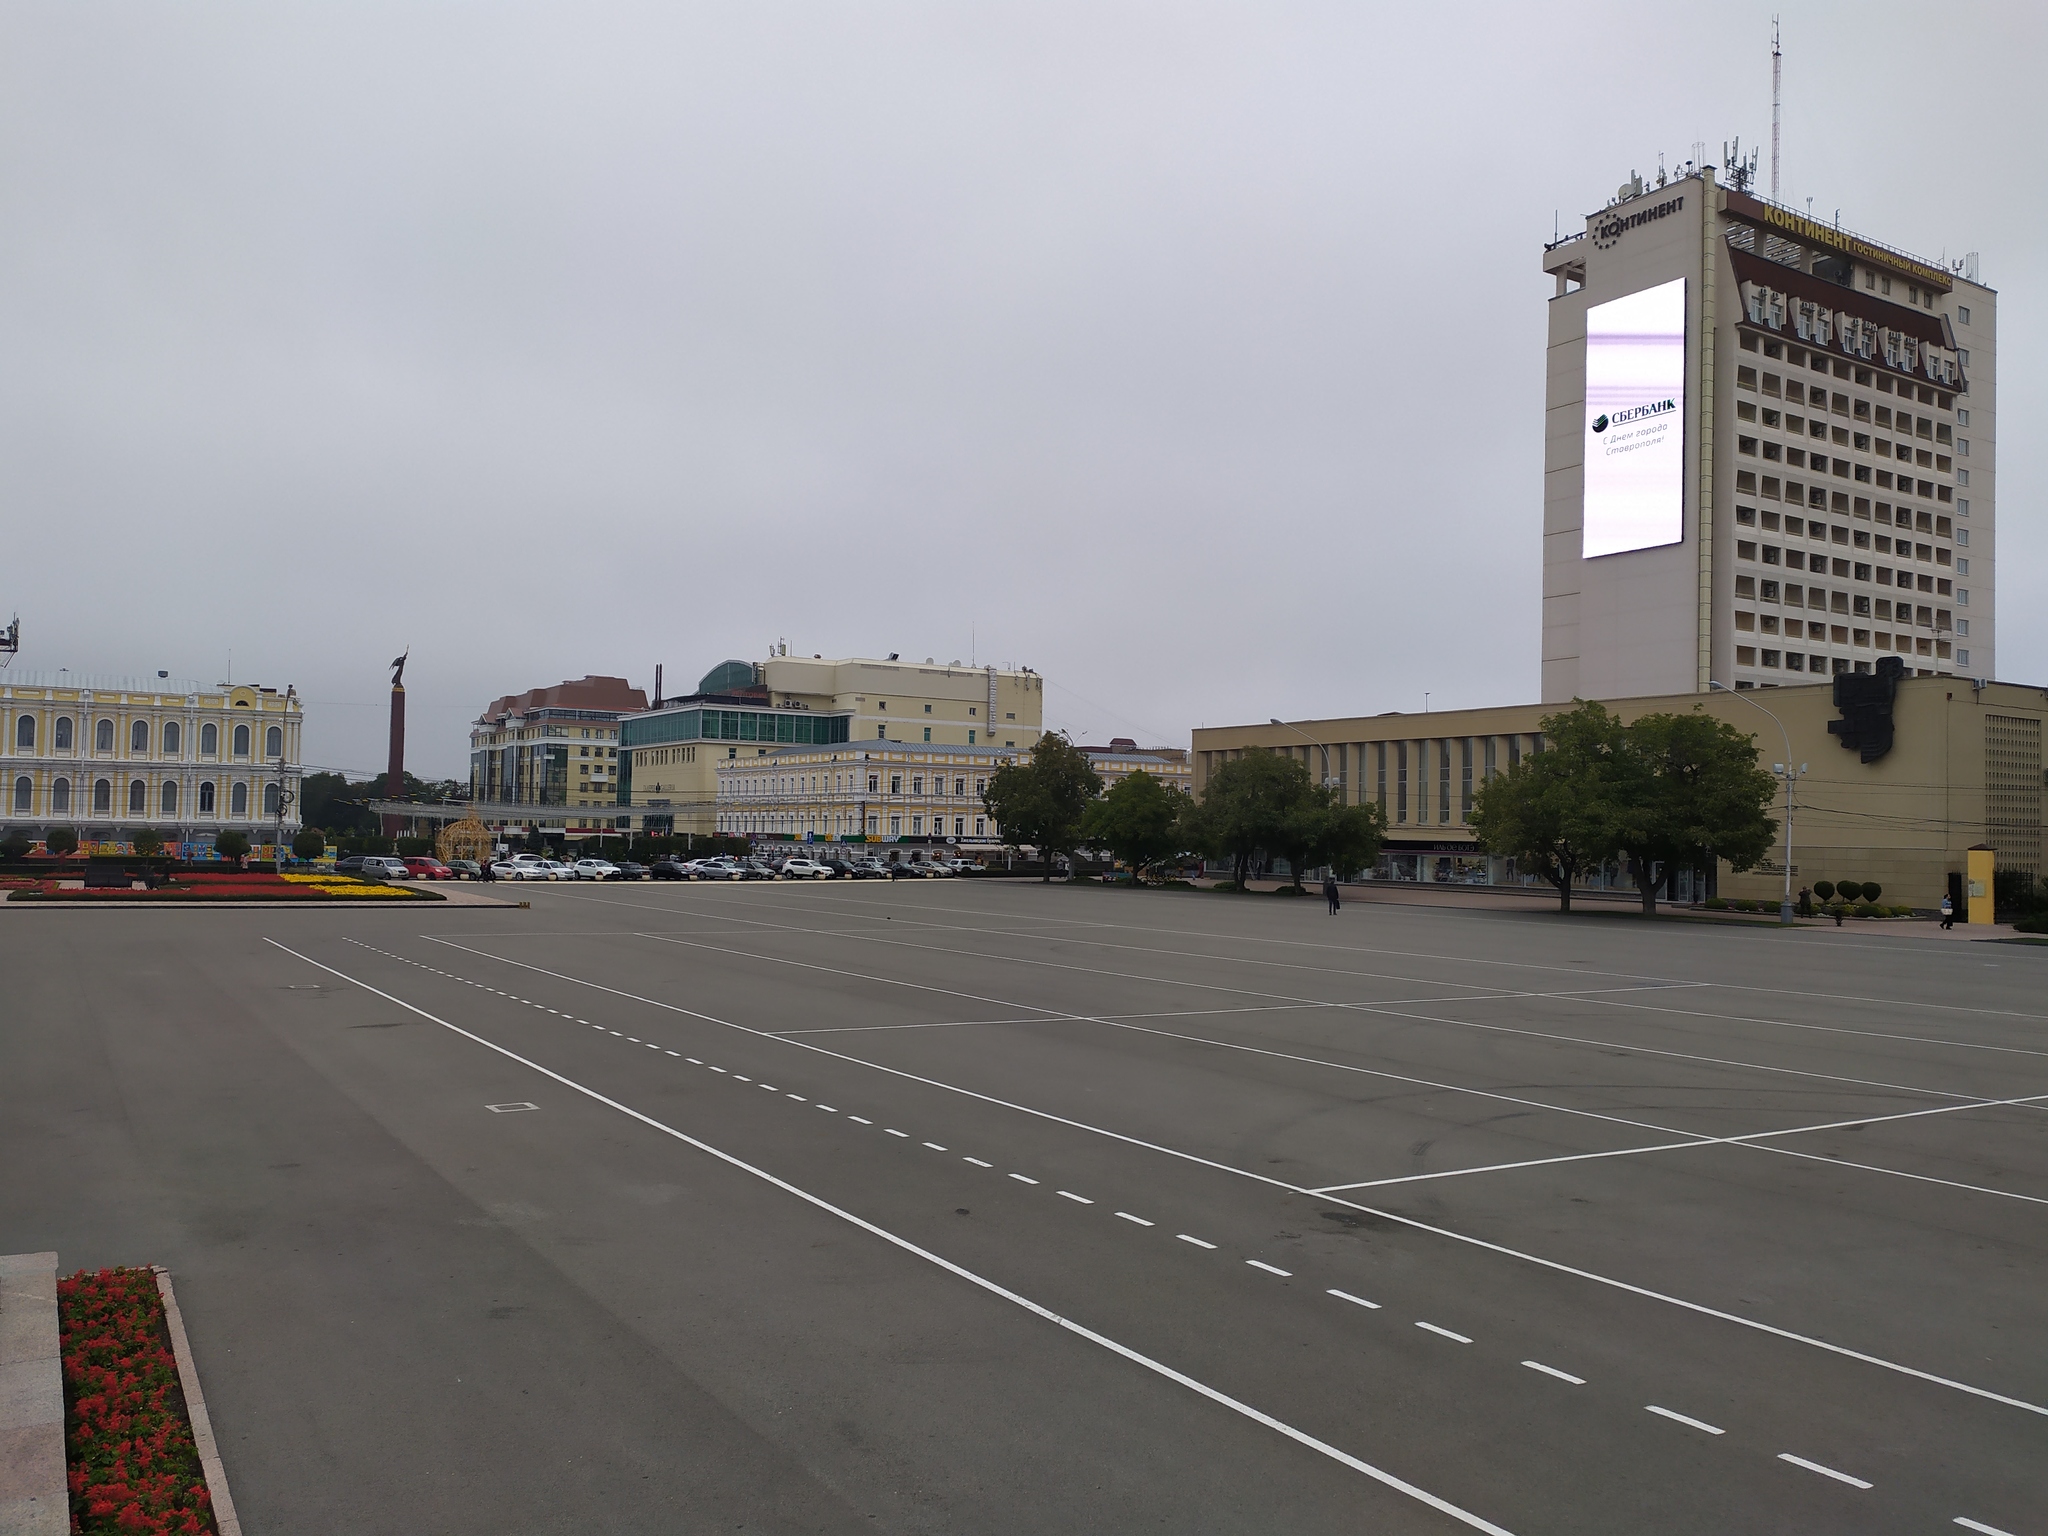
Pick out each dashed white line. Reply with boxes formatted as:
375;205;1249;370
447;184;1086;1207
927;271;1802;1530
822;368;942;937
686;1057;702;1064
1645;1406;1724;1436
665;1051;680;1057
1115;1212;1155;1227
817;1105;838;1113
1416;1322;1471;1344
733;1075;751;1081
1177;1234;1217;1249
1778;1454;1870;1489
1955;1518;2018;1535
788;1094;807;1101
1521;1361;1584;1385
760;1083;777;1091
886;1128;910;1138
924;1142;949;1151
1246;1260;1292;1277
1057;1191;1093;1204
848;1116;872;1125
1328;1289;1380;1310
708;1066;727;1074
1009;1173;1040;1185
963;1157;992;1167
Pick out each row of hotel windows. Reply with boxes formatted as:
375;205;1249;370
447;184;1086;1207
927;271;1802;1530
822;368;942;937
1736;645;1960;672
12;716;282;758
720;812;989;837
1735;504;1959;544
730;772;990;798
1735;333;1958;411
9;777;283;817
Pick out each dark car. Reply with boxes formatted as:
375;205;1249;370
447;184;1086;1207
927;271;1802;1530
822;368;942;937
649;858;692;880
334;854;368;874
821;859;860;879
614;861;651;880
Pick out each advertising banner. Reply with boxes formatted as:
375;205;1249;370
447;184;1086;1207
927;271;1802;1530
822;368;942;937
1583;277;1687;558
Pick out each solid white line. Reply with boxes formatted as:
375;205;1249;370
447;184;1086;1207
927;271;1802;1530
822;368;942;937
1328;1289;1380;1310
419;935;2048;1420
1954;1518;2018;1535
1777;1453;1871;1489
1177;1235;1217;1250
1009;1173;1039;1184
1521;1361;1584;1385
1416;1322;1470;1344
1246;1260;1291;1277
1116;1212;1155;1226
263;939;1519;1535
964;1157;992;1168
1645;1406;1723;1435
1057;1190;1093;1204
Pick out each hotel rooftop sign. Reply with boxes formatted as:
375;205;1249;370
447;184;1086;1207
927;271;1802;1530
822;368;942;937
1723;189;1954;292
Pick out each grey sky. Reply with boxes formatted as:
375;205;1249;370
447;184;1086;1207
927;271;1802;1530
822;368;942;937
2;2;2040;780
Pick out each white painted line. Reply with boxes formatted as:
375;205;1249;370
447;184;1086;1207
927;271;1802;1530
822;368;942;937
623;1035;637;1041
1778;1454;1870;1489
1955;1518;2018;1535
708;1066;727;1073
788;1094;807;1102
760;1084;776;1091
733;1075;751;1082
608;1031;623;1037
1246;1260;1292;1277
848;1116;872;1125
665;1051;680;1057
267;939;1519;1536
1416;1322;1470;1344
1177;1234;1217;1249
924;1142;949;1151
1645;1406;1723;1435
1521;1361;1584;1385
817;1105;838;1113
686;1057;702;1064
1057;1191;1093;1204
963;1157;992;1168
486;1102;539;1113
886;1128;910;1138
1328;1289;1379;1310
1009;1173;1039;1185
1115;1212;1155;1226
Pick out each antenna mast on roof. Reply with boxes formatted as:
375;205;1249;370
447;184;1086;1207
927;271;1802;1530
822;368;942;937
1770;16;1782;200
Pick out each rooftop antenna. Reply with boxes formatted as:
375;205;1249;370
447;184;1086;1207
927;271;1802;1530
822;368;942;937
0;615;17;668
1771;16;1782;200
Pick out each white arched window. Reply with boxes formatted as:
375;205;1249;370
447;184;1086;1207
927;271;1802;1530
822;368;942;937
201;722;218;755
161;781;178;815
263;782;281;816
198;781;215;815
131;720;149;754
265;725;282;758
163;722;181;756
52;778;70;813
96;719;114;753
54;717;73;751
232;723;250;758
14;715;33;750
93;778;112;815
12;776;28;813
230;781;248;817
128;779;146;814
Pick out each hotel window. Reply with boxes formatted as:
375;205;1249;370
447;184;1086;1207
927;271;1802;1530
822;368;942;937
231;781;248;817
12;775;28;812
93;777;112;815
13;714;31;750
96;718;114;752
198;781;214;814
128;779;145;813
968;730;976;744
1761;650;1781;668
55;717;73;751
52;776;71;812
264;783;281;816
233;723;250;757
163;722;180;756
161;782;177;815
131;720;149;753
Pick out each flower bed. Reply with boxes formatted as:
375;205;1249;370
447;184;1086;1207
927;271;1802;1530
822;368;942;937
58;1267;219;1535
10;870;439;901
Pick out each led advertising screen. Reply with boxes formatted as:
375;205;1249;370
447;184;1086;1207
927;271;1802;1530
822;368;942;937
1583;277;1687;558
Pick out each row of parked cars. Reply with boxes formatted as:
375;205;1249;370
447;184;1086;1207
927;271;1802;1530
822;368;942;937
331;851;979;883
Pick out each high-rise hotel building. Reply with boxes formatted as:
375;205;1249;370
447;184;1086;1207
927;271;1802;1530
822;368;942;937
1540;168;1994;698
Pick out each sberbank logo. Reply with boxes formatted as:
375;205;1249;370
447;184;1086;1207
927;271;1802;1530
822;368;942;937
1591;414;1610;433
1613;398;1676;425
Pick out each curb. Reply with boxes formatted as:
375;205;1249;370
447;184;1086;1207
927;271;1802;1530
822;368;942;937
0;1250;65;1536
150;1270;240;1536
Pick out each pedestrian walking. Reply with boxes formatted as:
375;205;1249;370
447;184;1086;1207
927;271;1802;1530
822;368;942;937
1939;894;1954;929
1323;874;1341;915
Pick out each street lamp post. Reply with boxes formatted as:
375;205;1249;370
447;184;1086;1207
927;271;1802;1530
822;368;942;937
1270;718;1336;791
1709;682;1805;925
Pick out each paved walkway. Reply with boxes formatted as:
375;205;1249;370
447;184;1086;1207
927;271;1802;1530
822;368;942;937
0;1252;65;1536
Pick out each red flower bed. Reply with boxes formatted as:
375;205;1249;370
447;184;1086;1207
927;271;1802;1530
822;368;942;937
58;1268;219;1536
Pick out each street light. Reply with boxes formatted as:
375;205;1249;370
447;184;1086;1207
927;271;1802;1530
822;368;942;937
1709;681;1805;925
1270;719;1336;791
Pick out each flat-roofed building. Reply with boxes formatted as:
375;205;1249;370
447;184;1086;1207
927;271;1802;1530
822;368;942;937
1541;165;1994;701
1077;739;1193;798
715;742;1018;849
469;675;646;837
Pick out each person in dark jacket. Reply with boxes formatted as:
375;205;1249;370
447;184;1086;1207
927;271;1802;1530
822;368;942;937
1323;875;1341;914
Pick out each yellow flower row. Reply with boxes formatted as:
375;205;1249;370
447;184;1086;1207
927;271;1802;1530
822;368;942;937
279;874;421;898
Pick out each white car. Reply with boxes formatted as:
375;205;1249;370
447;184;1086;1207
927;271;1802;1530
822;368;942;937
691;858;745;881
536;860;576;881
360;856;413;879
778;858;834;880
490;860;548;881
571;858;621;881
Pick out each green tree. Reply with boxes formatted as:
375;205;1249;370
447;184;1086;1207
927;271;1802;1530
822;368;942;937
214;829;252;862
1302;798;1388;882
982;733;1102;879
0;830;31;861
131;827;166;858
1613;710;1779;915
1079;771;1188;883
45;826;79;857
1185;751;1313;890
1467;701;1631;912
292;828;327;861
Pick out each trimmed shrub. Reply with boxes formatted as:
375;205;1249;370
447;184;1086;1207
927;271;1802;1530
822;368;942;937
214;830;251;860
131;827;166;858
1855;902;1882;918
1271;884;1305;896
1861;881;1882;902
292;829;327;860
1;830;32;861
1891;905;1914;917
1812;880;1836;902
2014;913;2048;935
1834;880;1864;903
1703;896;1729;910
46;826;79;857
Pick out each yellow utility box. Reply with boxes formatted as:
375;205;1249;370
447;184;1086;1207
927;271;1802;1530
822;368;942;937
1966;846;1995;926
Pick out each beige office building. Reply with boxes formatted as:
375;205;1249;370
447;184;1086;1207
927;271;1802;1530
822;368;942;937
624;652;1045;837
1195;676;2044;910
717;743;1017;847
1078;740;1193;798
1542;166;1994;701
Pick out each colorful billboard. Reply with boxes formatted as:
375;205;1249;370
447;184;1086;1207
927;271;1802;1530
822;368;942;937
1583;277;1687;558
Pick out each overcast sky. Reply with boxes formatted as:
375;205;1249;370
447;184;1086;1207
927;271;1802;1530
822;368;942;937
2;2;2040;779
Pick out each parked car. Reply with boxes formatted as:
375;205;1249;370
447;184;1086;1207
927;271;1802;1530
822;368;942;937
447;859;483;880
649;858;692;880
885;861;925;879
849;859;890;878
571;858;621;881
536;859;576;881
333;854;369;874
490;860;546;880
907;859;951;877
402;856;456;880
692;858;746;880
820;859;861;879
360;856;413;879
614;861;650;880
779;857;835;880
740;860;778;880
